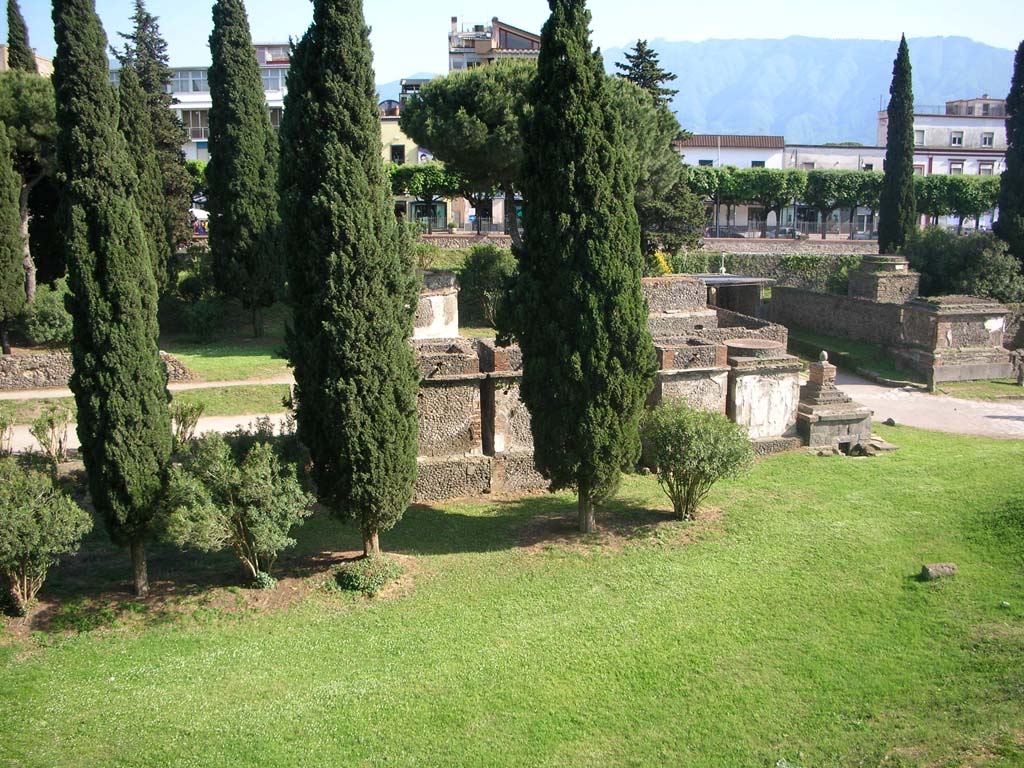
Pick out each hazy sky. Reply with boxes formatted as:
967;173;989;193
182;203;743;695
9;0;1023;83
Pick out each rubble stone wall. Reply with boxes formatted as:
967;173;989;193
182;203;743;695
0;351;196;391
769;287;904;346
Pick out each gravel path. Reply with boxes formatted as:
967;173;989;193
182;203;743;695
836;371;1024;440
0;374;294;401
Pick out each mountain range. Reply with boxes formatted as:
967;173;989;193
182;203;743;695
377;36;1015;147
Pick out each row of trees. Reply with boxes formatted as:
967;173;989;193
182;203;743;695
687;165;1002;236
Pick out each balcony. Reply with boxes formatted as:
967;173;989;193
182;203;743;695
913;103;1006;117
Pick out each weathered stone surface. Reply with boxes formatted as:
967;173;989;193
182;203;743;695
728;355;802;440
414;339;480;378
848;255;920;304
414;271;460;340
0;350;196;391
920;563;958;581
647;309;719;338
769;287;904;346
655;341;723;371
649;368;729;413
416;377;483;457
641;274;707;313
414;456;492;501
797;354;873;449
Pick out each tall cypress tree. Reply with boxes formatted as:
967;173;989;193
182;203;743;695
117;65;171;292
995;41;1024;268
207;0;280;338
280;0;419;557
5;0;36;73
51;0;172;596
615;39;678;107
0;123;24;355
504;0;657;533
116;1;192;253
878;35;917;254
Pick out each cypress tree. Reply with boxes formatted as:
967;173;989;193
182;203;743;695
878;35;917;254
51;0;172;596
504;0;657;533
116;1;192;253
117;65;171;292
207;0;280;338
0;123;24;354
5;0;36;73
615;39;678;107
995;41;1024;268
280;0;419;557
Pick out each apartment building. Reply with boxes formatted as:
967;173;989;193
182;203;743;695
676;134;786;170
448;17;540;72
0;44;53;76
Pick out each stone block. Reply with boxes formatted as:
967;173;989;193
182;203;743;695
414;270;460;340
416;376;483;457
413;456;492;502
649;368;729;413
641;274;707;313
920;563;957;581
727;355;802;440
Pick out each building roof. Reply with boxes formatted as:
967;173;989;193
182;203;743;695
675;135;785;150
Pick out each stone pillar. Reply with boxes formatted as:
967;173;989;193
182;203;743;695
724;339;802;454
414;271;460;339
797;351;872;450
848;255;920;304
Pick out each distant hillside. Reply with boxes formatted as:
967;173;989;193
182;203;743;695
601;36;1015;144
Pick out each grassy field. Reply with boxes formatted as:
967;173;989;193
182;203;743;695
933;379;1024;402
0;385;290;425
2;426;1023;766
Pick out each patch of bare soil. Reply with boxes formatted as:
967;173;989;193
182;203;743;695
517;503;725;554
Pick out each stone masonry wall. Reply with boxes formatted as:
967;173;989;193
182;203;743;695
0;351;196;391
1004;303;1023;349
769;287;904;346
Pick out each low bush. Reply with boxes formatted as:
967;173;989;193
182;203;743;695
170;401;205;453
334;555;404;597
29;405;71;470
21;278;73;347
0;457;93;615
905;228;1024;303
641;402;754;520
184;297;225;343
0;404;13;457
413;242;447;272
669;250;710;274
458;245;517;327
164;433;314;586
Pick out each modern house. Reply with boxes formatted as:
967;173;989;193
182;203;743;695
676;134;786;170
448;17;540;72
0;44;53;76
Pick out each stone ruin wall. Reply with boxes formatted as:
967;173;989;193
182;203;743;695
0;350;196;391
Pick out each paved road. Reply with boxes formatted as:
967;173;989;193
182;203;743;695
836;371;1024;440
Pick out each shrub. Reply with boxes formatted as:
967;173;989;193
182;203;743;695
170;401;205;453
164;433;314;586
0;457;93;615
458;244;517;327
641;402;754;520
176;273;205;303
0;405;13;457
412;242;446;271
21;278;73;347
334;554;403;597
184;297;225;343
825;255;865;295
669;250;710;274
905;228;1024;303
644;251;672;277
30;405;71;469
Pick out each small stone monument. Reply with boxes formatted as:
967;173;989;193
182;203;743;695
797;351;872;451
848;254;920;304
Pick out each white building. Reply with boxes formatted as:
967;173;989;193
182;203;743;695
677;134;786;170
448;17;540;72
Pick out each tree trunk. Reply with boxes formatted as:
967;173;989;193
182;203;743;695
20;185;35;304
0;321;10;355
504;187;522;248
363;526;380;557
577;489;595;534
130;539;149;597
251;304;264;338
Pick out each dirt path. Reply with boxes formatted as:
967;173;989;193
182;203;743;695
0;374;294;402
836;371;1024;440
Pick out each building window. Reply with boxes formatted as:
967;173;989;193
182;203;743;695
750;160;766;168
914;130;925;146
698;159;713;167
390;145;406;165
950;131;964;147
914;165;925;176
979;163;994;176
268;108;282;134
801;162;815;170
949;161;964;175
261;67;288;92
982;132;994;147
181;110;209;140
172;69;208;93
862;163;874;171
411;202;447;231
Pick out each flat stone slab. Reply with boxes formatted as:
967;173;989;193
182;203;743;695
920;563;958;581
724;338;786;359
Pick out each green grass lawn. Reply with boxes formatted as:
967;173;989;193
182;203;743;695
160;339;291;382
787;327;926;385
1;385;290;425
933;379;1024;402
2;426;1023;766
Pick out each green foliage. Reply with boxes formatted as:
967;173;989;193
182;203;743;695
0;121;24;352
5;0;37;73
803;170;859;238
165;433;313;584
641;402;754;520
207;0;281;337
904;228;1024;303
615;39;678;107
280;0;420;555
825;255;865;295
116;0;192;252
170;400;204;453
504;0;657;530
333;554;404;597
29;405;70;469
0;457;92;614
669;250;710;274
52;0;172;588
389;161;462;233
996;41;1024;268
738;168;806;235
458;245;517;327
185;159;206;202
116;66;170;293
20;277;72;346
878;36;917;253
184;296;225;343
